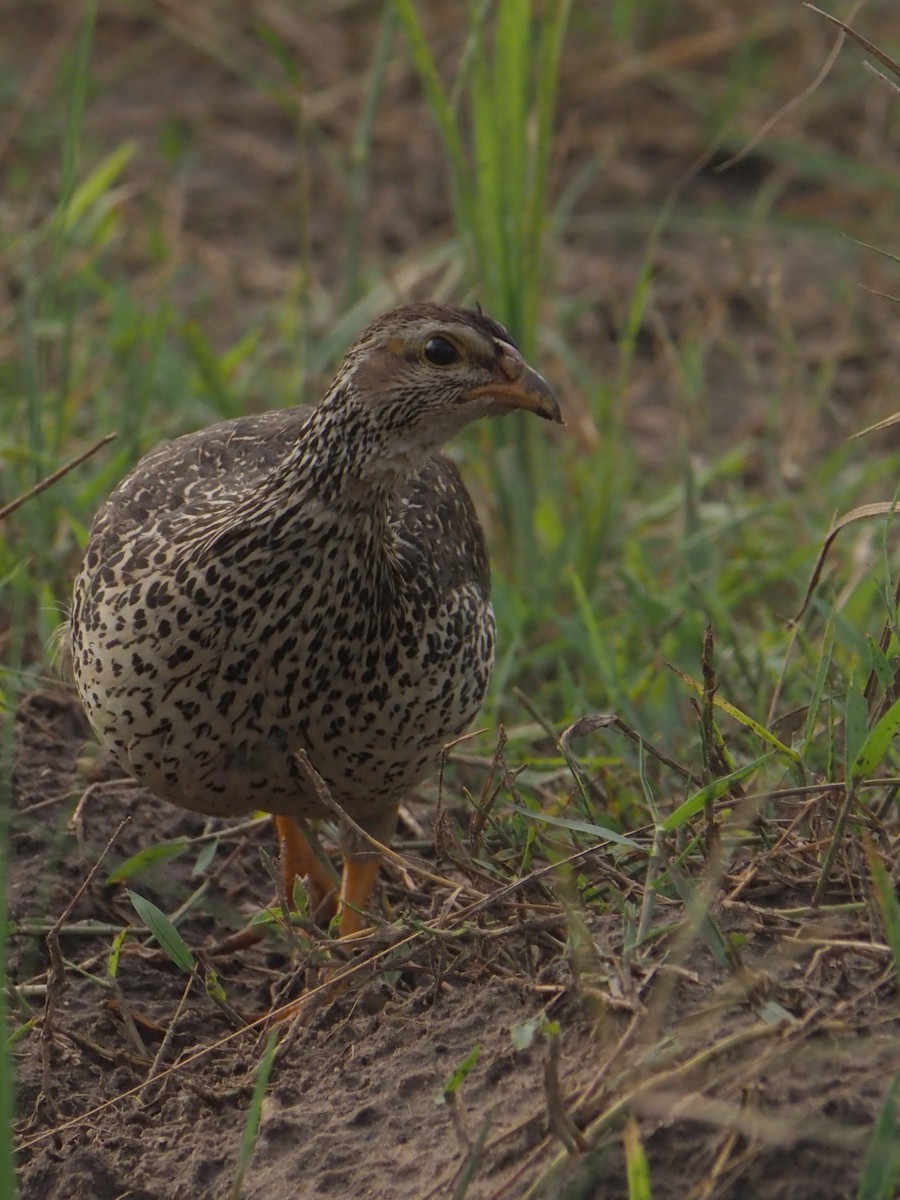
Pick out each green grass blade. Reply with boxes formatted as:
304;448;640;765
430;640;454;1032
844;677;870;780
523;0;571;341
662;754;774;832
802;609;836;757
106;928;129;981
343;4;397;307
856;1072;900;1200
53;0;97;264
230;1031;278;1200
57;141;137;234
864;839;900;988
393;0;472;234
670;665;802;766
624;1115;654;1200
181;322;240;418
507;803;641;848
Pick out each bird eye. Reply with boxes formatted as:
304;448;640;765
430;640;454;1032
423;336;459;366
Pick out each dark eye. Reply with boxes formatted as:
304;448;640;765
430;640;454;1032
424;336;459;366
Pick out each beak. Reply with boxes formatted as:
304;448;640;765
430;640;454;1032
464;364;563;424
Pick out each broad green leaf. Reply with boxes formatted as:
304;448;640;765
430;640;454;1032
850;696;900;784
291;875;311;917
107;838;189;884
127;890;194;973
247;906;283;928
192;836;219;878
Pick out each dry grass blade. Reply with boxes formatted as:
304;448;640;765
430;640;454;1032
293;748;488;901
561;713;702;788
716;0;862;172
804;4;900;82
791;502;900;625
0;433;116;523
851;410;900;439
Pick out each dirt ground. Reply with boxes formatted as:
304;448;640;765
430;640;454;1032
7;3;900;1199
11;691;900;1199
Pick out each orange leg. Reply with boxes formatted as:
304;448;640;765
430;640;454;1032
274;815;338;919
336;854;383;936
264;833;388;1023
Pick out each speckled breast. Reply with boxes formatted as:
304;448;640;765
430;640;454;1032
71;519;495;826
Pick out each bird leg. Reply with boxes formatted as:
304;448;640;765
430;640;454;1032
336;854;384;936
335;811;398;936
274;815;338;922
263;812;399;1024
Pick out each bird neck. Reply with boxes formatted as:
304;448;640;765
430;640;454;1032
285;390;430;510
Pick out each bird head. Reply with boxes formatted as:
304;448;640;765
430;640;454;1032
324;304;561;470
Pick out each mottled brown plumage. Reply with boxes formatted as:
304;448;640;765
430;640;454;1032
71;303;560;933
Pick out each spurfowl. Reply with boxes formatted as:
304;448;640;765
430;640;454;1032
71;303;560;935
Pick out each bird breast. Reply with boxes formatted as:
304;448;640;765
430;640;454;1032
71;503;496;821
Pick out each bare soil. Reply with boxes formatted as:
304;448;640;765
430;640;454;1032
7;3;900;1198
11;691;900;1199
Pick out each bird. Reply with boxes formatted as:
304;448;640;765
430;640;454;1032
70;303;560;937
